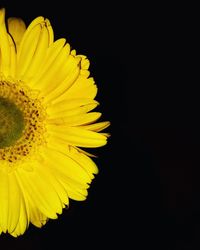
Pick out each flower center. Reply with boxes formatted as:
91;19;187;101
0;97;25;148
0;78;46;166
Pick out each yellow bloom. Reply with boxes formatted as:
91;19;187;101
0;8;110;237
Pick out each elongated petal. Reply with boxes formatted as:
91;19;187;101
40;148;90;201
7;173;21;234
36;159;69;207
0;170;9;232
42;147;92;184
47;98;99;116
47;112;101;126
0;8;11;76
53;76;97;103
16;166;62;219
82;121;111;132
9;193;28;237
47;126;108;148
37;54;80;97
7;34;17;77
59;178;88;201
7;17;26;50
22;24;50;80
29;206;47;228
16;24;42;78
17;16;44;59
47;140;98;178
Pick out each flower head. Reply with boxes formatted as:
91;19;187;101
0;8;110;237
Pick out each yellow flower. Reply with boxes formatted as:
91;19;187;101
0;8;110;237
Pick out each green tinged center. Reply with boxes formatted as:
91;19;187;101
0;97;25;148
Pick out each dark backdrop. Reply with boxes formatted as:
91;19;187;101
0;1;199;250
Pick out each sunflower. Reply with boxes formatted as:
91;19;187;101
0;8;110;237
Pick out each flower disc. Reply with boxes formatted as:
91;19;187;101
0;97;24;148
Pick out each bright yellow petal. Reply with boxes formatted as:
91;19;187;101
42;60;80;104
29;204;47;228
39;148;90;201
68;146;99;176
7;34;17;77
0;170;9;232
36;159;69;207
28;38;66;88
9;193;29;237
0;8;11;76
77;55;90;77
53;76;97;104
16;16;44;60
35;54;80;96
44;18;54;45
47;112;101;126
47;98;99;116
42;147;92;184
7;17;26;51
22;24;50;80
81;121;111;132
47;125;108;148
47;141;98;178
7;173;21;234
59;178;88;201
16;23;43;78
16;167;60;219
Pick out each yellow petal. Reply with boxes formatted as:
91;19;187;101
68;146;99;176
47;140;98;178
9;194;28;237
48;126;108;148
16;17;54;80
39;146;90;189
22;24;50;80
28;38;66;88
53;76;97;103
0;8;11;76
82;121;111;132
16;166;60;219
77;55;90;77
47;112;101;126
45;18;54;45
48;98;99;116
7;173;21;234
42;60;80;104
36;159;69;207
7;34;17;77
40;158;89;202
16;23;43;78
42;147;92;184
7;17;26;51
29;205;47;228
39;55;80;97
33;44;73;92
17;16;44;60
0;170;9;232
38;147;91;201
60;178;88;201
19;182;47;228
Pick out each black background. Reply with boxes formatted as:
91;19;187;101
0;1;199;250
